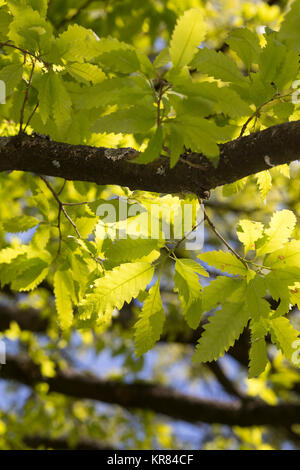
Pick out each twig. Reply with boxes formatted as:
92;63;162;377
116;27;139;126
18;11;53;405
39;176;104;267
200;197;248;268
24;102;39;132
19;59;35;134
39;175;82;239
56;0;95;29
0;42;49;67
239;90;293;137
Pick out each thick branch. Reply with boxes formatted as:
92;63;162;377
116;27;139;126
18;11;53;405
0;305;48;332
2;354;300;427
23;435;115;450
1;120;300;196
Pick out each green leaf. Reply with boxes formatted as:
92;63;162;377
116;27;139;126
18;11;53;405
55;24;101;62
173;81;250;118
134;280;165;356
54;268;74;330
249;319;269;378
172;116;233;161
169;8;206;69
190;48;248;84
153;47;171;68
257;210;296;256
76;76;153;110
255;170;272;200
134;126;163;164
8;4;52;52
79;262;154;323
66;62;106;85
174;259;207;329
0;62;23;94
92;105;156;135
222;177;248;196
0;6;12;41
0;245;29;263
11;256;49;291
227;28;261;71
257;36;299;91
167;124;184;168
236;219;264;254
104;238;162;264
193;302;249;362
198;251;247;276
278;0;300;53
246;275;270;321
3;215;39;233
97;48;140;74
270;317;300;363
35;71;72;126
202;276;245;311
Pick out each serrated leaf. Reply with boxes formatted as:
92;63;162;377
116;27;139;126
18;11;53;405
193;302;249;362
198;251;247;276
270;317;300;363
66;62;106;84
236;219;264;254
174;259;203;303
227;28;260;71
167;124;184;168
278;0;300;53
35;71;72;126
0;246;28;263
92;104;156;135
153;47;171;68
104;238;162;264
98;48;140;74
257;210;296;256
249;320;269;378
256;170;272;200
11;256;49;291
0;62;23;94
55;24;101;62
170;8;206;69
190;48;247;84
54;268;74;330
3;215;39;233
79;262;154;323
222;177;248;196
134;126;163;164
257;36;299;90
77;76;153;110
246;275;270;321
134;281;165;356
202;276;245;311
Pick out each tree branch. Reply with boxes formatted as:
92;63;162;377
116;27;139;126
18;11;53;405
2;354;300;427
22;435;115;450
1;119;300;196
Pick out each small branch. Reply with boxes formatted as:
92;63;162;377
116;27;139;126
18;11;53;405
206;361;247;401
2;119;300;195
56;0;95;29
201;200;248;268
19;60;35;134
24;102;39;133
40;175;82;240
3;353;300;427
0;42;49;68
